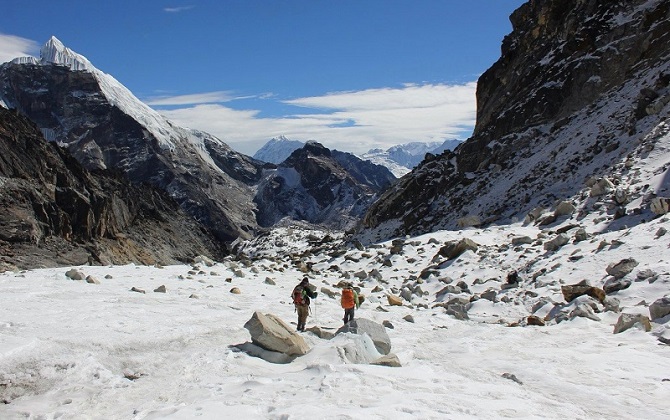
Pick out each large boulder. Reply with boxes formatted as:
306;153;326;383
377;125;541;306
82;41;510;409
561;283;606;304
606;259;638;279
613;313;652;334
336;318;392;355
649;297;670;320
437;238;478;260
243;311;310;356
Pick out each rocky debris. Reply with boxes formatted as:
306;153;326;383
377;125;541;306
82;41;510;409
130;287;145;294
306;326;336;340
650;197;670;215
526;315;545;326
336;318;392;355
371;354;402;368
85;275;100;285
603;278;632;295
501;373;523;385
230;287;241;294
606;259;638;279
193;255;216;267
65;269;85;281
154;285;166;293
613;313;652;334
387;294;403;306
543;234;570;251
436;238;478;260
561;283;606;304
649;297;670;320
244;311;310;356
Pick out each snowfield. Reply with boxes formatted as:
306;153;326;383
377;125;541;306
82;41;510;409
1;219;669;419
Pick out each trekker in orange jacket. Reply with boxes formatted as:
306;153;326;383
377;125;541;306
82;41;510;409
341;282;360;325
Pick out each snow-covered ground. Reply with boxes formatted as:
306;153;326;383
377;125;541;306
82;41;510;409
1;217;669;419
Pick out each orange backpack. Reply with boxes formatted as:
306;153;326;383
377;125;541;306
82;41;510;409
341;288;355;309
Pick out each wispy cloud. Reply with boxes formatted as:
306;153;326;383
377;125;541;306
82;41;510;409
156;82;477;156
164;5;194;13
0;34;39;63
144;91;238;106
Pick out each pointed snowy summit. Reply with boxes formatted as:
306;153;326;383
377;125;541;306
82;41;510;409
40;36;94;71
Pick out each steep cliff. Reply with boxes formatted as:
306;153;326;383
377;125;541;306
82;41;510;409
0;107;225;270
362;0;670;241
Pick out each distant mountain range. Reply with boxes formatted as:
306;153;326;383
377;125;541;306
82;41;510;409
253;136;462;177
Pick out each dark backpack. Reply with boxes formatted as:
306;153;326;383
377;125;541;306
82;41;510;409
292;285;306;306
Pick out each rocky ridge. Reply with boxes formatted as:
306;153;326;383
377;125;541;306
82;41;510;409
0;37;265;243
254;141;395;229
0;107;225;270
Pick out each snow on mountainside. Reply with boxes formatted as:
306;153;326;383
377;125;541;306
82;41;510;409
361;139;462;177
0;36;264;242
252;135;304;164
363;0;670;241
29;36;179;150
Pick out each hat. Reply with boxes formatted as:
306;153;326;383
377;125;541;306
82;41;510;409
301;277;309;284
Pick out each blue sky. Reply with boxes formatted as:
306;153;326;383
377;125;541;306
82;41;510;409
0;0;526;155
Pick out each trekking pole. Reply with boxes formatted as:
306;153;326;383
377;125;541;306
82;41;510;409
314;296;317;324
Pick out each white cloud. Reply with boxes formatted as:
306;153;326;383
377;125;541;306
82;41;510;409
0;34;39;63
156;82;477;156
164;6;194;13
144;91;237;106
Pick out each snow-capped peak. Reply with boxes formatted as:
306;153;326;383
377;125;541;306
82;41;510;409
40;36;94;71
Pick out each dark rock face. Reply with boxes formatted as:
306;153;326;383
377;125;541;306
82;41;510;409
362;0;670;241
0;107;225;270
254;141;395;229
0;61;263;243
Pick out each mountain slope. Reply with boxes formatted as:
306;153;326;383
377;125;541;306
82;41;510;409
0;37;264;243
361;140;462;177
254;141;396;229
253;135;305;164
0;107;225;270
362;0;670;241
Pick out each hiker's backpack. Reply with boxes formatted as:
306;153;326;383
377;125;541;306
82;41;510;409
341;288;355;309
292;286;306;306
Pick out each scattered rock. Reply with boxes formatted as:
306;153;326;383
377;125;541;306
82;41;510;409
650;197;670;215
437;238;478;260
264;277;276;285
130;287;145;294
606;259;638;279
543;233;570;251
371;353;402;367
501;373;523;385
526;315;545;326
230;287;241;294
561;283;606;303
554;201;576;217
85;275;100;285
336;318;392;355
387;294;403;306
243;311;310;356
65;269;85;281
382;320;394;329
403;314;415;323
511;236;533;245
154;285;166;293
613;313;652;334
193;255;216;267
589;177;614;197
603;278;632;294
649;297;670;320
